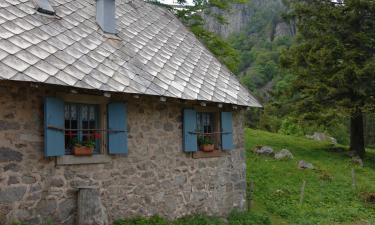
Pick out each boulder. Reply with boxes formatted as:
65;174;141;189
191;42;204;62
351;156;364;167
254;146;274;156
275;149;294;160
306;132;337;145
298;160;314;169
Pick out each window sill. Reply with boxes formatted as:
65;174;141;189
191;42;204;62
192;150;228;159
56;154;111;165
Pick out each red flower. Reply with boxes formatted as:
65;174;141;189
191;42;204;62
94;132;101;139
67;131;74;137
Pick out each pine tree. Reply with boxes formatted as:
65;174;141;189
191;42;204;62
281;0;375;158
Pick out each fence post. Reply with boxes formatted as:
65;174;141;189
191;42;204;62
247;179;254;210
352;168;356;189
299;180;306;205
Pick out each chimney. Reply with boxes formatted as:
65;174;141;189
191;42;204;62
96;0;117;34
34;0;55;15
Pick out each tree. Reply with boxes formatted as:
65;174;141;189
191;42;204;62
281;0;375;158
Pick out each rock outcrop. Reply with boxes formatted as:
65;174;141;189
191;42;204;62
203;0;295;39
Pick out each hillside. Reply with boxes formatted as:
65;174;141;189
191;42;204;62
203;0;295;101
246;129;375;225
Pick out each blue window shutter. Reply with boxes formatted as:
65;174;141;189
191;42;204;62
183;109;198;152
107;102;128;155
44;97;65;157
221;112;234;150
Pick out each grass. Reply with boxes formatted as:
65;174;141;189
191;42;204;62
245;129;375;225
113;211;271;225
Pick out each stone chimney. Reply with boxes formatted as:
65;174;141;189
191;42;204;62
96;0;117;34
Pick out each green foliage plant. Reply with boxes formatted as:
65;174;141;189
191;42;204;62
198;136;214;146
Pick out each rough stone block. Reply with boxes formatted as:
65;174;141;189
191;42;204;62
0;186;27;203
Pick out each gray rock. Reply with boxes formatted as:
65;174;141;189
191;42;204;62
174;175;187;186
191;192;208;202
14;209;31;221
298;160;314;169
22;175;36;184
51;178;65;187
27;192;42;201
30;184;42;193
0;204;11;219
8;176;19;185
0;186;27;203
255;146;274;156
0;120;20;130
4;163;20;172
163;122;174;132
36;199;57;217
306;132;337;145
275;149;294;160
0;148;23;162
351;156;364;167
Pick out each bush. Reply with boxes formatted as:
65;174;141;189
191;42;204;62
278;118;304;136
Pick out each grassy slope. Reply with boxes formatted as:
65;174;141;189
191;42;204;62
245;129;375;225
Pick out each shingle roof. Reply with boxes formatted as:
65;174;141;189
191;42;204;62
0;0;261;107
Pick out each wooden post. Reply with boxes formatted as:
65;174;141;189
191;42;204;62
299;180;306;205
247;180;254;210
352;168;356;189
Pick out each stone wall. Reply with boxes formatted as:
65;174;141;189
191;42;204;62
0;82;247;225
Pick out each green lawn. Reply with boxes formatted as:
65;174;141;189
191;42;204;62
245;129;375;225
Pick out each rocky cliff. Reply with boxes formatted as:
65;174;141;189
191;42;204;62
203;0;295;40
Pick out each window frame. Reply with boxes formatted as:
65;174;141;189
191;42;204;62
196;111;222;151
191;106;228;159
64;102;101;155
55;93;111;165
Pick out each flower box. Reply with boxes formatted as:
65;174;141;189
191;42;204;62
200;144;215;152
73;146;94;156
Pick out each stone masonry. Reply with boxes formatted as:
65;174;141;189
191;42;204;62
0;82;247;225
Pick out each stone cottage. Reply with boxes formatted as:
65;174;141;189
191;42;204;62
0;0;261;224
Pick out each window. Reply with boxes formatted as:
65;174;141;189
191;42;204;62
183;109;233;155
64;103;101;155
196;112;220;151
45;96;128;165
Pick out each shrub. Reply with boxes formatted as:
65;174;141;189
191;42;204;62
278;118;304;136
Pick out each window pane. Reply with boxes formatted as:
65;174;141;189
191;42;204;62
70;105;77;119
65;104;79;155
